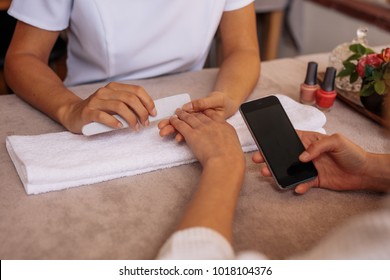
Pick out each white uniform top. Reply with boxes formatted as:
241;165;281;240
8;0;253;86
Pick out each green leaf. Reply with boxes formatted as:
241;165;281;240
337;68;352;77
360;83;374;96
356;44;366;55
349;43;363;54
364;47;375;54
374;80;386;94
350;71;359;83
349;43;374;55
342;61;356;70
346;54;361;62
372;70;382;81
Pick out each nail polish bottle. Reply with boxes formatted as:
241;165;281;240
316;67;337;111
300;61;319;105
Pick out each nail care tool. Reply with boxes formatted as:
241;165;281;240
82;93;191;136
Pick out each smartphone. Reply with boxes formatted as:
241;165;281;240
240;95;317;189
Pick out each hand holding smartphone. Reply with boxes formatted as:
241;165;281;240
240;95;318;189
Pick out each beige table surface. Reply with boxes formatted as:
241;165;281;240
0;55;389;260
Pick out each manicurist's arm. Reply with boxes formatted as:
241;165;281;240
5;22;156;134
4;22;75;126
159;3;260;140
206;2;261;117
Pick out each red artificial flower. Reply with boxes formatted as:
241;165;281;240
379;47;390;63
356;53;384;78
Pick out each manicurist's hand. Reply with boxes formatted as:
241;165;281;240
5;22;157;134
158;91;237;141
181;91;238;119
252;131;381;194
61;82;156;133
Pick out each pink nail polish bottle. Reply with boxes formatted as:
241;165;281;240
300;61;319;105
316;67;337;111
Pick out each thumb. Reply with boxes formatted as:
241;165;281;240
294;181;317;194
182;95;222;112
299;135;338;163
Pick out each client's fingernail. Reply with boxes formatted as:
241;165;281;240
152;108;157;116
135;123;140;131
300;151;310;161
182;102;193;111
117;122;124;128
145;120;150;126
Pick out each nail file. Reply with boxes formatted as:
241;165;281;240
81;93;191;136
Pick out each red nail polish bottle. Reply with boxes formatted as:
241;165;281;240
300;61;319;105
316;67;337;111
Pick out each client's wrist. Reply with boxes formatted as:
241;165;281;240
203;154;246;189
205;153;245;171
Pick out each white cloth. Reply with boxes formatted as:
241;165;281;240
157;227;239;260
8;0;253;86
158;227;267;260
5;94;326;195
157;196;390;260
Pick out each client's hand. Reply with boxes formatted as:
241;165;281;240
169;109;244;168
252;131;369;194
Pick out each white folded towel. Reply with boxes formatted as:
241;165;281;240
6;94;326;195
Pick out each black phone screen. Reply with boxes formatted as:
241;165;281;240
240;96;317;189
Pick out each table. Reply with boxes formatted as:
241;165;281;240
0;54;389;260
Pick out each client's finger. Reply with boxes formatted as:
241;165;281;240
252;151;264;163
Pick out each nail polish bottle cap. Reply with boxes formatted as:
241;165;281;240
304;61;318;85
321;67;336;92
